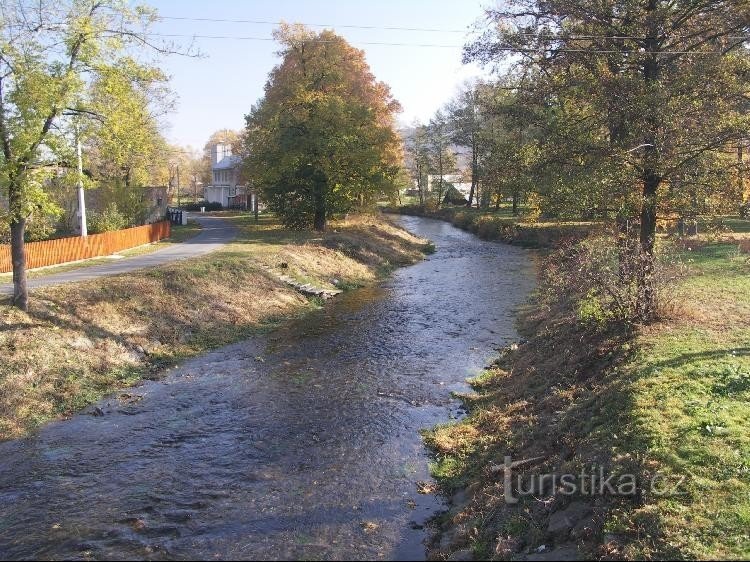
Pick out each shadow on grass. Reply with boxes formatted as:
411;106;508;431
642;347;750;372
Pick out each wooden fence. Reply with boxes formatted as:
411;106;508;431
0;221;171;273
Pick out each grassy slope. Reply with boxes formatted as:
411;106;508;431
388;204;599;248
424;240;750;560
0;213;429;440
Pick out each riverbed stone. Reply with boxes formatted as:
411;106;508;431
546;501;592;541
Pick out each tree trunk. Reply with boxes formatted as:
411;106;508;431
417;167;425;206
637;0;661;321
637;170;659;319
313;175;327;232
512;190;519;216
739;142;747;217
437;148;444;209
467;136;477;207
10;216;28;311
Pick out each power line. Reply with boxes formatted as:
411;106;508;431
157;15;469;34
147;32;461;48
154;15;750;43
144;32;740;54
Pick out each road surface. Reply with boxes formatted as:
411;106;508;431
0;214;238;295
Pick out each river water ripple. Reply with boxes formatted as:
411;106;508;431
0;215;534;561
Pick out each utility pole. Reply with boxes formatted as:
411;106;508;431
176;164;181;208
75;123;87;237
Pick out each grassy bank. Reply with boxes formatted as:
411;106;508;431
424;238;750;560
387;204;599;248
0;212;429;440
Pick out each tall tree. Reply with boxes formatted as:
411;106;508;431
84;63;173;189
468;0;750;318
0;0;178;310
244;24;402;231
427;109;456;208
447;82;484;208
404;123;433;206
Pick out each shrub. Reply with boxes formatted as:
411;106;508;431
475;215;511;240
0;211;58;243
541;234;688;325
87;203;129;234
180;200;223;212
25;214;57;242
442;185;467;205
452;211;475;230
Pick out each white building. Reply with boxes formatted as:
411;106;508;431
204;143;255;208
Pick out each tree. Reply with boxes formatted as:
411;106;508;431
403;123;432;206
427;109;456;208
476;86;538;215
467;0;750;319
447;82;484;207
84;62;173;189
244;24;403;231
0;0;178;310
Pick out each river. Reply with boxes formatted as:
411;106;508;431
0;215;534;561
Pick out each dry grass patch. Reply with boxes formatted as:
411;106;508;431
0;212;429;440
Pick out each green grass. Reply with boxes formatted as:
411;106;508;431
617;244;750;559
423;238;750;560
697;215;750;234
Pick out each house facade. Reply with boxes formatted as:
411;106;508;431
204;143;257;209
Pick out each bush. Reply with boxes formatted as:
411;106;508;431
540;234;688;325
475;214;512;240
442;185;468;205
25;214;57;242
87;203;129;234
180;201;223;212
0;212;58;244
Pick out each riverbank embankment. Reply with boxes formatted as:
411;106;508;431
0;213;430;440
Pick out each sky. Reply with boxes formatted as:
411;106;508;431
142;0;494;150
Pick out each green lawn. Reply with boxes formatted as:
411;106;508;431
617;243;750;559
697;215;750;233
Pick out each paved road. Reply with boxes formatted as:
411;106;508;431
0;214;238;295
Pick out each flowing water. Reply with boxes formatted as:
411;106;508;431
0;216;534;561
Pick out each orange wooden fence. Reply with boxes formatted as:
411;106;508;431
0;221;171;273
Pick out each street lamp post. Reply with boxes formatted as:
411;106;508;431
75;122;87;237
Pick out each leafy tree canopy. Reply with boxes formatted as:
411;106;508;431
244;24;403;230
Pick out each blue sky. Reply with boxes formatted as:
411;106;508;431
143;0;493;150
